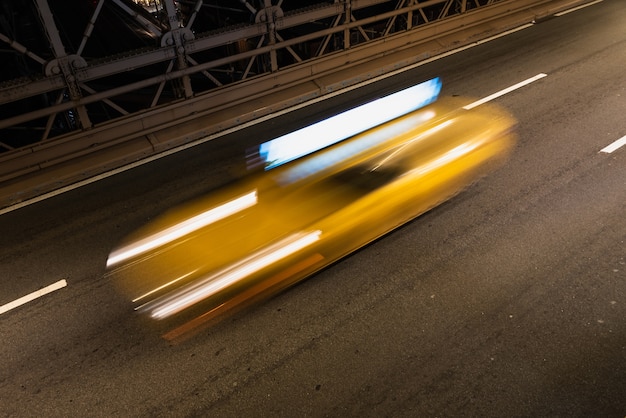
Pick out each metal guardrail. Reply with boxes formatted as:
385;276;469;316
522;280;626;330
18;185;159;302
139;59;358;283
0;0;588;210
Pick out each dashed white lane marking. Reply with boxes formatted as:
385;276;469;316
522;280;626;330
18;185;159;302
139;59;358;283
555;0;604;17
463;73;548;110
0;279;67;315
600;135;626;154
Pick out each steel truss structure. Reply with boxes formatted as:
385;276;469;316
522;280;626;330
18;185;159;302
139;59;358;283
1;0;514;152
0;0;588;210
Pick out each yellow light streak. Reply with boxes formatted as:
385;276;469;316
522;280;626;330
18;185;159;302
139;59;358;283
106;190;257;267
141;230;322;319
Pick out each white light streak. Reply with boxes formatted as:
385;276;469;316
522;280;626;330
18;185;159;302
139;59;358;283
142;230;321;319
132;269;199;303
106;190;258;268
0;279;67;315
463;73;548;110
600;135;626;154
408;140;480;177
277;110;436;184
371;118;453;171
260;78;442;169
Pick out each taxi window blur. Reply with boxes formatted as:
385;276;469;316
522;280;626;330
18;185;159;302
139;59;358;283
332;164;401;192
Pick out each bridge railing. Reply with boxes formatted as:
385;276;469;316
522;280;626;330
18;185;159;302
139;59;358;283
0;0;589;211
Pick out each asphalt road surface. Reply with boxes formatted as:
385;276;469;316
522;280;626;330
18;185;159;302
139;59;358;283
1;1;624;416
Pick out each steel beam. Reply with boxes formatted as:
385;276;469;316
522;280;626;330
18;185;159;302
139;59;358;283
0;0;593;210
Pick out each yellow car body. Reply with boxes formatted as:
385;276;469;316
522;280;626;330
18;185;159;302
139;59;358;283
106;87;516;324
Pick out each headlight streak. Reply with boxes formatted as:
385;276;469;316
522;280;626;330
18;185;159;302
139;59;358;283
370;118;454;171
132;269;200;303
139;230;322;319
106;190;258;268
406;139;481;178
161;253;325;343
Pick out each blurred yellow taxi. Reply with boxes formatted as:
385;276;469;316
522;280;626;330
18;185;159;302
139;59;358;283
106;78;516;324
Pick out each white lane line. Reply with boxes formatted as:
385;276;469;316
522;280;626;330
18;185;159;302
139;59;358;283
0;279;67;315
555;0;603;17
463;73;548;110
0;23;538;217
600;135;626;154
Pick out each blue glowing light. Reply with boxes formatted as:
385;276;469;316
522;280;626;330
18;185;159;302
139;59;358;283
257;77;442;170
